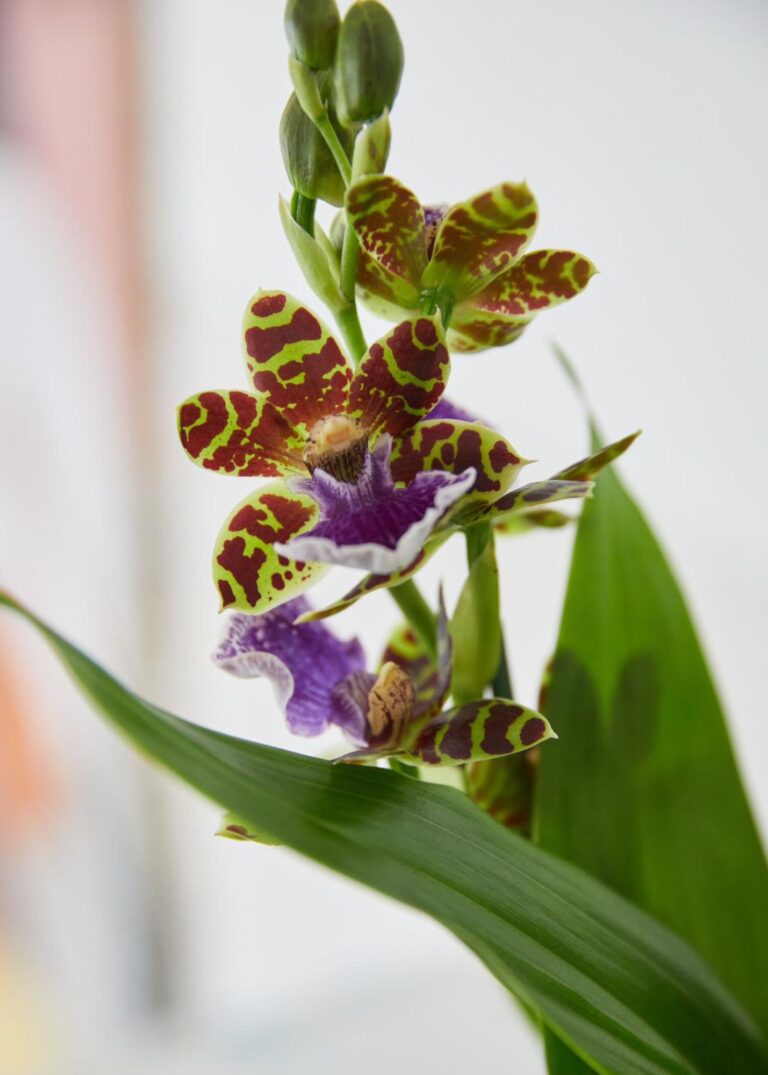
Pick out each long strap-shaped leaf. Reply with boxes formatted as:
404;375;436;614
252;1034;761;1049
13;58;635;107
1;590;765;1075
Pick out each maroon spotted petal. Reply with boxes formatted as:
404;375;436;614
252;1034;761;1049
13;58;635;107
241;291;353;437
348;316;450;438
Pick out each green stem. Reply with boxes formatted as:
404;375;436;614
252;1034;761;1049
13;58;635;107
465;522;492;566
463;526;514;698
290;191;316;237
314;113;353;186
336;304;368;365
389;579;437;658
340;221;360;304
492;632;513;698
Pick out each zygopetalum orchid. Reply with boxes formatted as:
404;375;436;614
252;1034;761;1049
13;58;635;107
213;595;555;766
345;175;596;352
300;430;639;623
177;290;527;614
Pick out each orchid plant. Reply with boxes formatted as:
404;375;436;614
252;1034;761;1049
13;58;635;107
4;3;766;1073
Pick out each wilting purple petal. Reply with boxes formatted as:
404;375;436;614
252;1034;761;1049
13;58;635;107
276;436;476;574
213;596;367;739
330;669;378;746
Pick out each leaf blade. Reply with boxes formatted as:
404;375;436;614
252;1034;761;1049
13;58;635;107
1;591;765;1075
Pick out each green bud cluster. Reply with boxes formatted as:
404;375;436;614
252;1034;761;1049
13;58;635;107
280;0;403;205
284;0;341;71
333;2;403;126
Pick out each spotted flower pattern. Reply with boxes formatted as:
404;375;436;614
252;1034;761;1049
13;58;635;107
300;431;639;623
214;596;555;766
345;175;596;352
178;290;525;613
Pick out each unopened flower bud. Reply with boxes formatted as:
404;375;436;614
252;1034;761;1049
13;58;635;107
280;91;353;206
284;0;340;71
333;1;404;126
351;110;391;181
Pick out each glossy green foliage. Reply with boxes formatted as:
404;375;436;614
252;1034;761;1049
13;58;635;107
1;590;766;1075
536;443;768;1071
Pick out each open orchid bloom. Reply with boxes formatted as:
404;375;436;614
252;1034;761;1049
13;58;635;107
300;430;639;623
213;595;555;766
345;175;596;353
178;291;526;613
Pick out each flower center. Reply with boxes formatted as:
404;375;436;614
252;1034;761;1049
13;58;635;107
304;414;368;482
424;204;448;259
366;661;414;747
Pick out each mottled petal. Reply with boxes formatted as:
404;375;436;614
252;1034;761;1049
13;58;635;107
554;431;640;481
213;596;366;739
470;478;594;531
495;509;575;536
356;249;418;320
242;291;352;436
404;699;556;766
348;316;450;437
213;479;329;613
447;313;531;354
276;437;475;574
297;533;450;623
178;391;303;477
424;182;538;299
390;419;526;504
346;175;427;299
467;249;596;318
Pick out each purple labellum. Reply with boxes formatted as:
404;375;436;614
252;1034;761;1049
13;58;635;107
276;436;476;574
213;596;368;741
427;397;482;424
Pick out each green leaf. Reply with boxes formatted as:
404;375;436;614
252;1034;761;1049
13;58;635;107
2;590;766;1075
450;538;501;703
535;443;768;1067
216;811;282;845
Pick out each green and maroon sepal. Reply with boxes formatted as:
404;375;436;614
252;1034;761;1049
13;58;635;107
346;174;596;352
179;289;524;613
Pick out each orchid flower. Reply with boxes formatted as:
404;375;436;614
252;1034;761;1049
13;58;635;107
345;175;596;352
213;595;555;766
178;290;526;614
300;430;639;623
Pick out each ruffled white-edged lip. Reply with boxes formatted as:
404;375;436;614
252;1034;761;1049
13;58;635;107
275;467;476;575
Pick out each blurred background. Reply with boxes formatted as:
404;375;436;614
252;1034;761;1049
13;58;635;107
1;1;766;1072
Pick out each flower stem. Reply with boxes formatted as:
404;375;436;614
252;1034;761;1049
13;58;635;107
492;632;513;698
290;190;316;236
314;113;353;187
336;303;368;365
389;579;437;658
340;221;360;304
463;525;514;698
